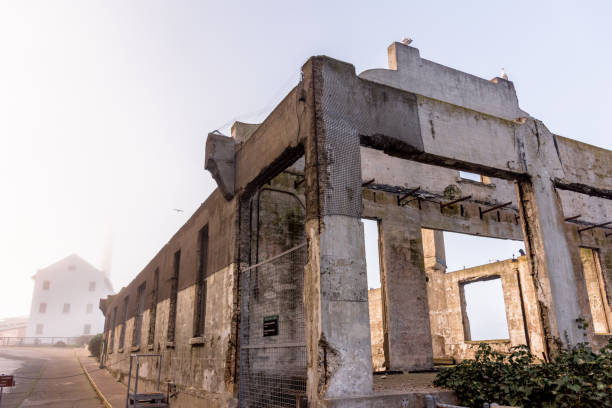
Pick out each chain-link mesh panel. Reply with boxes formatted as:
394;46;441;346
239;243;307;408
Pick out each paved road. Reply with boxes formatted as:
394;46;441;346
0;347;103;408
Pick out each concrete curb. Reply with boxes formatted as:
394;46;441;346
76;352;113;408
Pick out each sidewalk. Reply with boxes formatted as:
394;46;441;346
76;348;126;408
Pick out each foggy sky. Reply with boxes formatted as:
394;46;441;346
1;1;611;324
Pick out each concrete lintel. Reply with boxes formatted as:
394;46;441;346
359;41;529;122
205;133;236;200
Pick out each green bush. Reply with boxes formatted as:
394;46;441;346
434;339;612;407
88;333;104;361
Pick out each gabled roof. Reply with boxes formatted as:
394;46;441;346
33;253;106;280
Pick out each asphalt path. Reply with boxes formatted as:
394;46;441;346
0;347;102;408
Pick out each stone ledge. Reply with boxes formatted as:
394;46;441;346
147;344;154;351
117;348;124;354
165;341;175;349
189;337;205;346
130;345;140;352
325;389;457;408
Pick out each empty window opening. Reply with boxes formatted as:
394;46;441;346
362;218;385;372
83;324;91;335
363;219;382;289
167;250;181;343
68;264;76;271
147;268;159;345
110;306;117;351
42;280;50;290
119;296;129;349
89;281;96;291
459;171;482;182
580;247;611;333
39;303;47;313
63;303;71;313
133;282;146;346
35;324;43;335
461;278;510;341
194;226;209;338
86;304;93;314
443;232;525;272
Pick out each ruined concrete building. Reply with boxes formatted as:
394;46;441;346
100;42;612;407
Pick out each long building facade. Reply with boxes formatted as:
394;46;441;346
100;42;612;407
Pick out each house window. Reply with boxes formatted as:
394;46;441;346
132;282;146;346
194;226;208;338
35;324;44;335
147;269;159;346
63;303;71;313
119;296;129;349
83;324;91;335
88;281;96;292
68;265;76;271
167;250;181;343
86;304;93;314
42;280;50;290
39;303;47;313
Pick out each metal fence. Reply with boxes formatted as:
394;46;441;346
239;243;307;408
0;336;89;346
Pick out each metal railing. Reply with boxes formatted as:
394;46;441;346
0;336;89;346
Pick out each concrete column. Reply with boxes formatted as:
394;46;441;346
580;248;612;333
499;270;528;346
303;56;373;405
422;229;449;359
514;119;594;351
380;219;434;371
516;258;547;358
516;177;587;350
422;229;446;272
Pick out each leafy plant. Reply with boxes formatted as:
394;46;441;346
434;339;612;407
88;333;104;360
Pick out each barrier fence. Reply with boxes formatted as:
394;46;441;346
0;336;89;347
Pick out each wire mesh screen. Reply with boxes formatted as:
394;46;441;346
239;243;307;408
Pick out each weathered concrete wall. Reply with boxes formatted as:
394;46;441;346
105;265;237;407
436;257;545;361
102;162;312;407
101;186;240;407
361;147;517;207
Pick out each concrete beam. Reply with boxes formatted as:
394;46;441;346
360;42;528;122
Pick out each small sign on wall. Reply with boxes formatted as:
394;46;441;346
263;315;279;337
0;375;14;387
